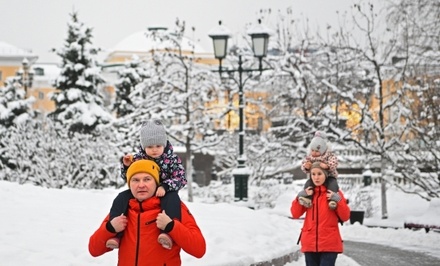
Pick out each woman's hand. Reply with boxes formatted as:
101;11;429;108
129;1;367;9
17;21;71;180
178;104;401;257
305;186;314;196
327;190;341;202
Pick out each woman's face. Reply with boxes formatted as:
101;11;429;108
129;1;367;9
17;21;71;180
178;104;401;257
129;172;158;201
310;168;326;186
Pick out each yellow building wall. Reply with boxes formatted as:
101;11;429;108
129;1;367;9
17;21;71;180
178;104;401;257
105;50;219;66
0;65;20;87
28;87;57;114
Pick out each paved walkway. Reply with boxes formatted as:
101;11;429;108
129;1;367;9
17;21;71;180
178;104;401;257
344;240;440;266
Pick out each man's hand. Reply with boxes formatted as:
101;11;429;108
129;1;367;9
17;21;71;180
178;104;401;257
110;214;127;233
122;154;133;166
156;186;166;197
156;210;172;230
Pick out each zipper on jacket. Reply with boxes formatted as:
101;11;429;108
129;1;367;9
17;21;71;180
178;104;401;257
134;201;144;266
145;218;157;225
315;188;320;252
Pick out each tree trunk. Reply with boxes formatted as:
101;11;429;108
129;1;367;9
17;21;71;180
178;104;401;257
186;139;193;202
380;156;388;219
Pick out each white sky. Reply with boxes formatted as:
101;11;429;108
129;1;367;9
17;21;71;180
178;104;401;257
1;179;439;265
0;0;358;63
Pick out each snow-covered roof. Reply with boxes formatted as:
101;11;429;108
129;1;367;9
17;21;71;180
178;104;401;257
32;63;61;80
109;27;207;54
0;41;37;59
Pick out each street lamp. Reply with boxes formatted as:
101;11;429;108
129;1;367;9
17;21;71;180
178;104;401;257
21;58;34;98
208;20;272;201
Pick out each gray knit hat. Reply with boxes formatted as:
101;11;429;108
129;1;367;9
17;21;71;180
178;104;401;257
140;120;167;149
310;131;328;155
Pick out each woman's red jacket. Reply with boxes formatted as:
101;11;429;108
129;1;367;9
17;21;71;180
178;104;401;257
291;185;350;253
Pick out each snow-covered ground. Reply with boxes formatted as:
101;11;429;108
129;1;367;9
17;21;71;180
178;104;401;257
1;180;439;266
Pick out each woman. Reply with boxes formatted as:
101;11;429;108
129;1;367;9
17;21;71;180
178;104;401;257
291;162;350;266
88;159;206;266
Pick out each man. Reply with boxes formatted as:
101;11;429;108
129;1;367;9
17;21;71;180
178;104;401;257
89;159;206;266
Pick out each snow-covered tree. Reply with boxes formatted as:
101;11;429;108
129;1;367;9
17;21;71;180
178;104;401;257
2;119;122;189
49;11;112;135
111;19;223;201
145;20;223;201
247;8;344;181
321;3;404;218
0;77;36;128
0;77;37;171
384;0;440;199
319;2;439;219
113;55;150;118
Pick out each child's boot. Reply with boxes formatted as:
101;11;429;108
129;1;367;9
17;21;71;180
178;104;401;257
298;197;312;208
328;191;341;210
106;237;120;249
158;233;173;250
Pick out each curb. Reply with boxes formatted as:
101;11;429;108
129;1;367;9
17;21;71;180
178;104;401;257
250;250;301;266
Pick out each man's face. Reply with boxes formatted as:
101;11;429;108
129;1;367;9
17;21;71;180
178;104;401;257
129;172;157;201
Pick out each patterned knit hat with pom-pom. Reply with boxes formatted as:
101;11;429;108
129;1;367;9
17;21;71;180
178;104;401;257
309;131;328;155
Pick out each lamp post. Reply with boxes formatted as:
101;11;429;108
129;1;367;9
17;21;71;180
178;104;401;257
21;58;34;98
209;20;272;201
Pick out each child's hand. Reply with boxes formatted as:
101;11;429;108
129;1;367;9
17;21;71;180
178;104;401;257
110;213;128;233
305;186;314;196
122;154;133;166
304;161;312;170
320;162;329;169
156;186;166;197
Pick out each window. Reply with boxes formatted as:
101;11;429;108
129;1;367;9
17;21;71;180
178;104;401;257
34;67;44;76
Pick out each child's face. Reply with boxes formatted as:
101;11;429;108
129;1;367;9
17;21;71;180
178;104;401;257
144;145;165;159
311;149;321;157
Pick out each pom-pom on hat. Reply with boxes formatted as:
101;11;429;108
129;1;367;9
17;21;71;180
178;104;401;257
140;120;167;149
310;161;329;178
126;159;160;187
310;131;328;155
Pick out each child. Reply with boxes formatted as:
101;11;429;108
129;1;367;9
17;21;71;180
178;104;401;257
299;131;339;209
106;119;187;250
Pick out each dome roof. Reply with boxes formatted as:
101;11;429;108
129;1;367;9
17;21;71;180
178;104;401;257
110;27;207;54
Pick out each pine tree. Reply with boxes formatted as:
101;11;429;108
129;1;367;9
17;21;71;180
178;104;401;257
0;77;36;128
113;55;149;118
49;11;112;134
0;77;35;172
